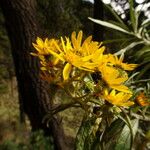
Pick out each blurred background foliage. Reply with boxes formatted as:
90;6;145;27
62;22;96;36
0;0;150;149
36;0;93;37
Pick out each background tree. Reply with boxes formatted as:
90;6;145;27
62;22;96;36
0;8;14;95
36;0;94;37
0;0;70;149
93;0;104;41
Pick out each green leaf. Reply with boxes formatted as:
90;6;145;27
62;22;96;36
114;119;139;150
103;4;129;31
103;119;125;141
88;17;132;35
137;63;150;80
142;19;150;27
75;116;97;150
101;119;125;149
129;0;138;32
84;131;101;150
115;41;144;55
140;51;150;65
108;20;130;32
103;37;135;45
134;46;150;60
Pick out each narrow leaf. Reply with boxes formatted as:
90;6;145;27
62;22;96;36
115;41;144;55
108;20;130;31
89;17;132;35
137;62;150;79
129;0;137;32
103;37;135;44
135;46;150;60
104;4;129;31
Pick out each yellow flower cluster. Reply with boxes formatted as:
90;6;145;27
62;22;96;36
32;31;138;107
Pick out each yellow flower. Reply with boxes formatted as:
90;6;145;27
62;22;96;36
99;64;132;93
108;54;138;71
71;31;104;56
74;31;105;63
64;51;101;72
32;37;61;57
48;31;106;71
46;31;107;80
32;37;62;70
102;89;134;107
31;37;50;55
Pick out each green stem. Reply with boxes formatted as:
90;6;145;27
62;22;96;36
52;102;80;114
130;79;150;85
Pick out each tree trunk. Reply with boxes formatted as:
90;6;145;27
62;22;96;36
92;0;104;82
93;0;104;41
0;0;69;149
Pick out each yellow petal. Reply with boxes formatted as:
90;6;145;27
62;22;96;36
53;58;60;65
36;37;44;47
122;64;138;71
111;85;132;94
104;88;109;95
48;49;65;62
77;30;83;49
53;40;63;53
82;36;92;49
63;63;72;80
30;52;38;56
71;31;77;49
119;101;134;107
82;55;94;61
32;43;42;52
110;90;116;96
61;37;67;52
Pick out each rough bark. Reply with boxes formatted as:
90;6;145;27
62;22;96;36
0;0;69;149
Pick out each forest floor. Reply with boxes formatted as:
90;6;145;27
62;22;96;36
0;77;30;145
0;77;83;149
